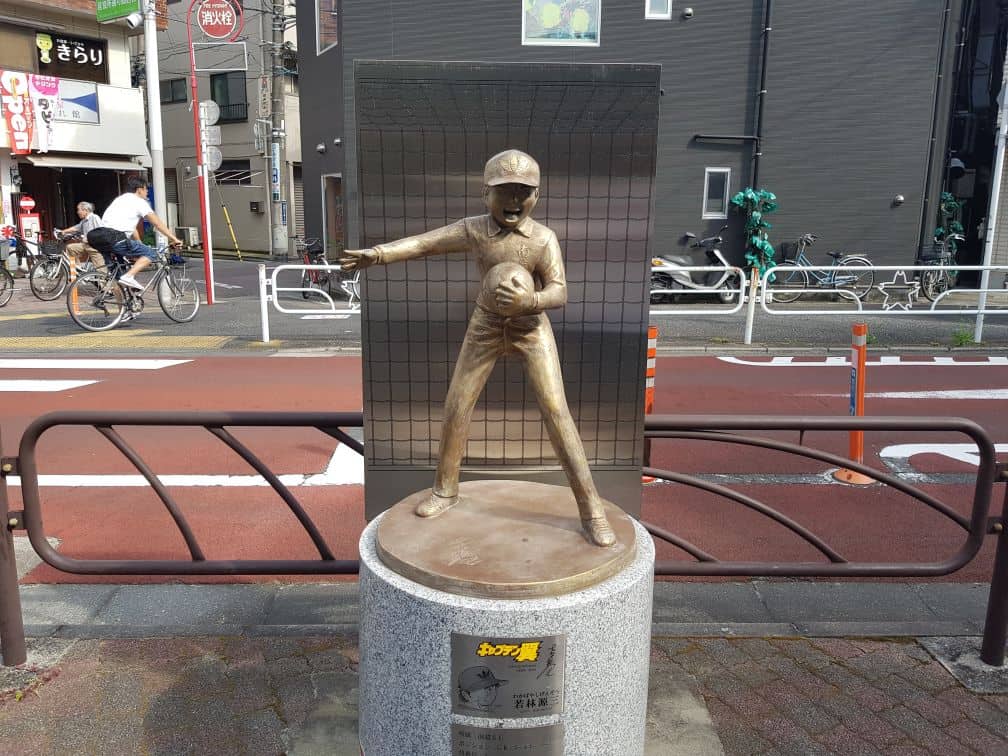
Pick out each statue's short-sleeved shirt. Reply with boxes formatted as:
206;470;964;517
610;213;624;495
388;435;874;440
373;215;566;316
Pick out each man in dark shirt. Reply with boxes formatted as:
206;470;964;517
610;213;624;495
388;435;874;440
341;150;615;547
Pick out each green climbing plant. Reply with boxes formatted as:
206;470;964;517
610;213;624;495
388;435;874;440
934;191;965;255
730;187;778;278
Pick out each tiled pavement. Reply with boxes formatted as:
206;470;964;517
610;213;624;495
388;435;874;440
1;634;1006;754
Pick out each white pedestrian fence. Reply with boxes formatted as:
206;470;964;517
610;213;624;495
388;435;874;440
258;263;361;342
258;262;1008;344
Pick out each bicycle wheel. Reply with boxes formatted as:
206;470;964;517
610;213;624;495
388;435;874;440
0;267;13;307
770;259;808;303
158;268;200;322
920;269;950;302
29;257;68;300
838;256;874;301
301;268;325;300
66;272;124;331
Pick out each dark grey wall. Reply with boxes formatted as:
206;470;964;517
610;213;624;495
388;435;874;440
299;0;955;265
295;2;344;248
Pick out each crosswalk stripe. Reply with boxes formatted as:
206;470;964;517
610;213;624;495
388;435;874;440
0;359;191;370
0;379;97;392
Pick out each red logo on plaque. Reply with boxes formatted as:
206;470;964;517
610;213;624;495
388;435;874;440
197;0;240;40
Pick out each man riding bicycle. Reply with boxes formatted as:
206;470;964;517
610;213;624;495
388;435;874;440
55;201;105;270
87;176;183;289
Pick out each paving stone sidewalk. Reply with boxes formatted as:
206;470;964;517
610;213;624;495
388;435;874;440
1;634;1006;755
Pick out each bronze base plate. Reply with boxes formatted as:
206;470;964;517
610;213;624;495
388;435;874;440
374;480;637;599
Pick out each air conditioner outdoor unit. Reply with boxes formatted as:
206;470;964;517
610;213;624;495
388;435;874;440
176;227;201;248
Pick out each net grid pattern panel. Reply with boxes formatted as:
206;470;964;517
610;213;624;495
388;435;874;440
356;63;660;473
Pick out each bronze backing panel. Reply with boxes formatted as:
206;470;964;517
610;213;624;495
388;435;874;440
375;480;637;599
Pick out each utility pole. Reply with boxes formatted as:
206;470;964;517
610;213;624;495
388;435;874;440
142;0;167;229
269;0;290;258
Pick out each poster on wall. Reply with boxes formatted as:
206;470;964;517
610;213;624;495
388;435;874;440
18;213;41;242
0;71;36;155
521;0;601;46
55;80;100;124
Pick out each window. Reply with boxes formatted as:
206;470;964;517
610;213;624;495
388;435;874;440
216;159;252;186
209;71;248;122
702;168;730;219
159;78;186;104
317;0;338;54
522;0;600;46
645;0;672;20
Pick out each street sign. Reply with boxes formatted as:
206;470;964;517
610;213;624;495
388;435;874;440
202;125;221;146
205;145;223;172
19;196;36;212
199;100;220;126
96;0;141;23
196;0;241;40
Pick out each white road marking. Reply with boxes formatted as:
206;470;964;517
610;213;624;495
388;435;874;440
880;442;1008;479
301;314;354;320
0;359;190;370
881;442;1008;466
815;389;1008;399
7;443;365;487
0;379;97;392
718;356;1008;367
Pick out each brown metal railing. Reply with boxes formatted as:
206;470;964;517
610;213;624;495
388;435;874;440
1;412;1006;668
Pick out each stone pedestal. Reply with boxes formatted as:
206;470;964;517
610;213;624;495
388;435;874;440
358;481;655;755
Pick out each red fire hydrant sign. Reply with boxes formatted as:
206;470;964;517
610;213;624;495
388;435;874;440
197;0;240;39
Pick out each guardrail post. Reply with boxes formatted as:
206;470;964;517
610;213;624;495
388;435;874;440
981;467;1008;666
743;268;759;344
0;429;27;666
258;263;270;343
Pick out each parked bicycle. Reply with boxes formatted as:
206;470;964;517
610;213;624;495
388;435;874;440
771;233;874;303
296;237;338;300
0;262;11;307
917;233;965;302
65;246;199;331
27;231;90;301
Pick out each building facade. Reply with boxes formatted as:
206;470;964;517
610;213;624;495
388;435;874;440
0;0;154;248
296;0;1004;272
154;0;302;255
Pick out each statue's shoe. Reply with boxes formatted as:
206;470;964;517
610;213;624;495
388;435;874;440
582;516;616;547
416;491;458;518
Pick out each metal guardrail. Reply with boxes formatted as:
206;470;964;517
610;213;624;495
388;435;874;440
3;412;1007;667
258;263;361;341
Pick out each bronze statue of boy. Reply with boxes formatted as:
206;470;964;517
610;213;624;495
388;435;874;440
341;150;616;547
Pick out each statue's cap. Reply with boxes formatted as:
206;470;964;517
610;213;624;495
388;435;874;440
484;150;540;187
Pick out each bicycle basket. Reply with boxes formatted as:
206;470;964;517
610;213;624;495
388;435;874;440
918;242;950;264
39;239;62;257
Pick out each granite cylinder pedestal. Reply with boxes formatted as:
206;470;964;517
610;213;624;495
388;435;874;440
358;481;655;756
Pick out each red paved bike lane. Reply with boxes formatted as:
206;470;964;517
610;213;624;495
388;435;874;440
2;354;1004;584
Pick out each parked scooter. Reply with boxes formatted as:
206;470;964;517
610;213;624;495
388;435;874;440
650;223;739;304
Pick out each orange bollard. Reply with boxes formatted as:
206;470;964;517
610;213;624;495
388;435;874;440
833;322;874;485
643;325;658;484
69;257;79;314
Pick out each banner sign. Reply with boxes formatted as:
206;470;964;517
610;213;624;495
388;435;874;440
28;75;59;152
0;71;35;155
36;33;109;85
96;0;142;23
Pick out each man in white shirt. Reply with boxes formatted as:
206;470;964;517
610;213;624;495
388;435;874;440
98;176;182;289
